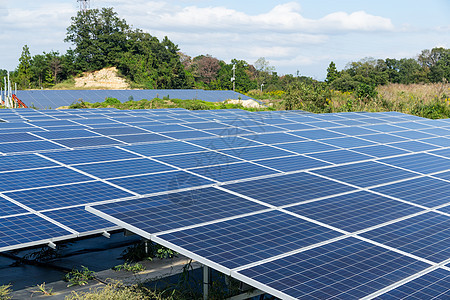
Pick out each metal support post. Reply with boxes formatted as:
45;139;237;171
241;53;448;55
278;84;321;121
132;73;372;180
203;265;210;300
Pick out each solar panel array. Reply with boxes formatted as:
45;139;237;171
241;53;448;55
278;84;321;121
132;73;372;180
0;107;449;299
15;89;254;109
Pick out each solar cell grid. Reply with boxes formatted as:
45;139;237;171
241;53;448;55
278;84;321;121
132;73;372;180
223;172;355;206
377;268;450;299
237;237;430;299
155;151;241;169
0;154;58;172
286;190;423;232
0;167;93;192
0;214;73;251
109;170;213;195
371;176;450;208
255;155;331;172
41;147;140;165
89;187;268;234
306;149;373;164
189;161;279;182
0;140;66;154
157;210;342;269
311;161;417;188
43;207;117;233
361;212;450;263
379;153;450;174
73;158;176;179
4;181;133;211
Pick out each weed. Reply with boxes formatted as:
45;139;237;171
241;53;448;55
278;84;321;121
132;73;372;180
64;266;96;287
32;282;53;296
0;284;12;300
113;262;146;273
120;241;177;262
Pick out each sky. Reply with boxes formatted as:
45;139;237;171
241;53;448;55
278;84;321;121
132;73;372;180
1;0;449;80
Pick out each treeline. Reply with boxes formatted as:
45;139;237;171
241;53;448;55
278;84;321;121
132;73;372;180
327;48;450;91
1;7;449;95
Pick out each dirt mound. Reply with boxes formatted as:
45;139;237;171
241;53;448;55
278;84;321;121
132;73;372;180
75;67;129;89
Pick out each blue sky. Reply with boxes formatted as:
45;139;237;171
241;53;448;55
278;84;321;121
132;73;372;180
1;0;449;80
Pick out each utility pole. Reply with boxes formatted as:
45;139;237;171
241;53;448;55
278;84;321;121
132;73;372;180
231;64;236;92
77;0;90;13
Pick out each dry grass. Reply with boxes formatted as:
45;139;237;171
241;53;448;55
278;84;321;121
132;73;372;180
378;82;450;105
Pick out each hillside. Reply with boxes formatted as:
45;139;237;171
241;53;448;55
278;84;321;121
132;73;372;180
74;67;129;89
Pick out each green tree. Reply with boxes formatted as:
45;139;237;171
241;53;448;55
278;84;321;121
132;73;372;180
65;7;130;71
17;45;32;89
326;61;340;84
211;59;257;92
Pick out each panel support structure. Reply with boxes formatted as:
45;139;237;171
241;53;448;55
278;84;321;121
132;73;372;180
203;265;210;300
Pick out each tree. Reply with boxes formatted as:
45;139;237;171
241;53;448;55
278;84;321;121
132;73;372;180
65;7;130;71
326;61;339;84
190;55;221;84
17;45;32;89
254;57;275;88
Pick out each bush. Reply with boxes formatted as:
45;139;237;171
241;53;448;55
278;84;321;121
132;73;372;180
104;97;121;106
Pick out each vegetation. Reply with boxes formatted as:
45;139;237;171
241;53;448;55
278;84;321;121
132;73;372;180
119;240;177;262
0;284;12;300
32;283;54;296
113;262;146;273
64;266;96;287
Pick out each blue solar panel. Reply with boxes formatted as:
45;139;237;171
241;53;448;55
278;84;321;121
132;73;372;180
33;129;99;139
189;136;260;150
307;149;373;164
73;158;175;179
162;130;215;140
0;140;65;154
122;141;204;156
0;214;72;250
245;132;305;144
0;197;29;216
256;155;331;172
277;123;316;131
0;167;92;192
275;141;339;154
4;181;133;210
0;132;43;143
238;237;429;299
372;176;450;208
390;140;440;152
89;126;149;136
189;162;278;182
420;137;450;147
42;147;140;165
109;170;213;195
286;191;423;232
330;126;378;136
363;124;406;133
289;129;345;140
111;133;171;143
0;154;58;171
224;172;355;206
420;127;450;136
90;187;268;233
312;161;417;188
158;210;342;269
391;130;436;139
377;268;450;299
361;212;450;263
203;127;255;136
380;153;450;174
54;136;125;148
351;144;410;158
155;151;240;169
220;145;293;161
320;136;376;148
43;207;117;233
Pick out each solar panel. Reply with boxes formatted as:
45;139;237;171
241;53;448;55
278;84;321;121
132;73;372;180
286;190;423;232
377;268;450;299
361;212;450;263
1;108;449;299
72;158;176;179
311;161;417;188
